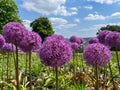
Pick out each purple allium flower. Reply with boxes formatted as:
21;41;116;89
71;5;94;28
1;43;16;52
70;35;84;44
70;42;80;51
97;30;112;44
79;38;84;44
3;22;26;44
19;31;42;52
39;34;72;67
88;37;99;44
83;43;112;67
105;32;120;49
0;34;5;49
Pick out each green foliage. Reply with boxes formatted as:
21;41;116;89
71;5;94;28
98;25;120;34
0;0;21;33
30;17;54;41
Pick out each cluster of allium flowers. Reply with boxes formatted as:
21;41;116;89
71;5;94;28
70;42;80;51
1;43;16;52
39;34;72;67
88;37;99;44
97;30;112;44
83;43;112;67
0;34;5;48
105;31;120;49
3;22;26;44
19;31;42;52
70;36;84;44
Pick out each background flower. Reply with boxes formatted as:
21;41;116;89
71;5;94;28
83;43;112;67
88;37;99;44
1;43;16;52
97;30;112;44
105;31;120;49
70;42;80;51
19;31;42;52
0;34;5;49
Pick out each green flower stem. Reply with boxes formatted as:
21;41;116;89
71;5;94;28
55;67;58;90
95;66;99;90
15;42;20;90
25;53;28;75
109;63;115;89
29;52;32;90
115;48;120;75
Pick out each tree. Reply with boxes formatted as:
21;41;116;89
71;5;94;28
98;25;120;33
30;17;54;41
0;0;21;33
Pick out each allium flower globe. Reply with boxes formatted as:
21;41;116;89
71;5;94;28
0;34;5;48
97;30;112;44
3;22;26;44
89;37;99;44
70;36;83;44
105;32;120;49
19;31;42;52
39;34;72;67
1;43;16;52
70;42;80;51
83;43;112;67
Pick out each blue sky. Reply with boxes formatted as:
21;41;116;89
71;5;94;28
14;0;120;38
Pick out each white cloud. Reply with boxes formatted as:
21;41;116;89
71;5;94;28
111;12;120;18
22;20;32;30
49;17;77;30
84;5;93;10
84;13;106;20
74;18;80;23
22;0;77;16
70;7;78;11
87;0;120;4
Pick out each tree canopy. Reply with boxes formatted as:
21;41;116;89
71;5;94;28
30;17;54;41
99;25;120;32
0;0;21;33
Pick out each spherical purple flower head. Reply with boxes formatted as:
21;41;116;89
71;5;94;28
70;42;80;51
0;34;5;49
89;37;99;44
79;38;84;44
97;30;112;44
1;43;16;52
83;43;112;67
70;35;82;44
3;22;26;44
39;34;72;67
105;32;120;49
46;34;64;41
19;31;42;52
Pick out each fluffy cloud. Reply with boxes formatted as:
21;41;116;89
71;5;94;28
22;0;77;16
84;5;93;10
84;13;106;20
87;0;120;4
74;18;80;23
49;17;77;30
111;12;120;18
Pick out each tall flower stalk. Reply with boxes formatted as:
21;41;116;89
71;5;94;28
83;43;112;90
105;31;120;74
19;31;42;90
39;34;72;90
3;22;26;90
